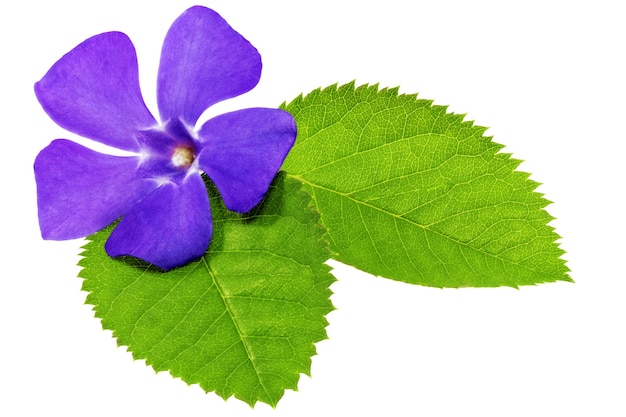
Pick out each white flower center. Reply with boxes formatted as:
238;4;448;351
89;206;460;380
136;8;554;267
171;146;195;168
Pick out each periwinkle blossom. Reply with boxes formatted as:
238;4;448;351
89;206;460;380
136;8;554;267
34;6;296;270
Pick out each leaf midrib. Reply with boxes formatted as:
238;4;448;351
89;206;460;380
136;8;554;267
201;256;274;406
288;173;552;280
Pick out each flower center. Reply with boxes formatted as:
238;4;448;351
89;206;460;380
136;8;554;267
171;146;195;168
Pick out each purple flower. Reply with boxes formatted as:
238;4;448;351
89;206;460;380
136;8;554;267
34;6;296;270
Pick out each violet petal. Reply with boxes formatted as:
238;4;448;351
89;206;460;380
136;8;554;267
197;108;296;213
35;32;156;152
105;175;212;270
157;6;261;126
34;139;157;240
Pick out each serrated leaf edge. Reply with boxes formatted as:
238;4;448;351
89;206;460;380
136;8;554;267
283;82;570;287
77;177;336;407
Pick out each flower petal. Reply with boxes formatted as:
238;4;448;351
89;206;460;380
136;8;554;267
197;108;296;213
35;32;156;152
34;139;156;240
157;6;261;126
105;175;212;270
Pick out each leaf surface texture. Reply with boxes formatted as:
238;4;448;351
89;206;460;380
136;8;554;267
79;174;334;406
283;83;569;287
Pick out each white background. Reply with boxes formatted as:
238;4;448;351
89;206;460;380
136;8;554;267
1;1;624;415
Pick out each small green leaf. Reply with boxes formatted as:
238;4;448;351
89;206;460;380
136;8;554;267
79;174;334;407
282;82;569;288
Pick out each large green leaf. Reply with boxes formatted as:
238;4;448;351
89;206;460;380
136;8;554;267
79;174;334;407
282;82;569;288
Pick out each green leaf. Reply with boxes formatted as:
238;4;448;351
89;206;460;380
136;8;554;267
282;82;569;288
78;173;334;407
